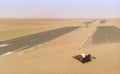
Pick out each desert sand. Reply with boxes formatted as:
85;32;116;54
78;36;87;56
0;19;120;74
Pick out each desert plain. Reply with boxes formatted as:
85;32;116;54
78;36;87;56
0;19;120;74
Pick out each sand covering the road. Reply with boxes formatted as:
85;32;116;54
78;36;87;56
0;19;120;74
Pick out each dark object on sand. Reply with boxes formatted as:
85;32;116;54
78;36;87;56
73;54;91;63
73;55;83;62
100;20;106;23
82;54;91;63
92;56;96;59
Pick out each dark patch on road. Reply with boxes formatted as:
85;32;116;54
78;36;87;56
0;26;80;55
92;26;120;44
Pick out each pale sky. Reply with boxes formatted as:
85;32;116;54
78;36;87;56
0;0;120;18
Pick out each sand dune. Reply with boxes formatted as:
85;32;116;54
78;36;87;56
0;19;120;74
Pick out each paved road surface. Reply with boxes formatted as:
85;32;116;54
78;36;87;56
0;26;79;55
92;26;120;44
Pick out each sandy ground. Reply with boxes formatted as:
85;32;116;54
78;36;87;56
0;19;120;74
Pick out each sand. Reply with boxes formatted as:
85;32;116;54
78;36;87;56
0;19;120;74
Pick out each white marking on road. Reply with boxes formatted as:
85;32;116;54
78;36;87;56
13;45;29;52
1;52;13;56
0;44;9;47
112;27;120;34
1;46;29;56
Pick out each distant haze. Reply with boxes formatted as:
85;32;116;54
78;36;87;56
0;0;120;18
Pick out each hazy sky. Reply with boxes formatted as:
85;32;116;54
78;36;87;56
0;0;120;18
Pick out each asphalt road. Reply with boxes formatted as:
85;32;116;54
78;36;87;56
0;26;80;56
92;26;120;44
